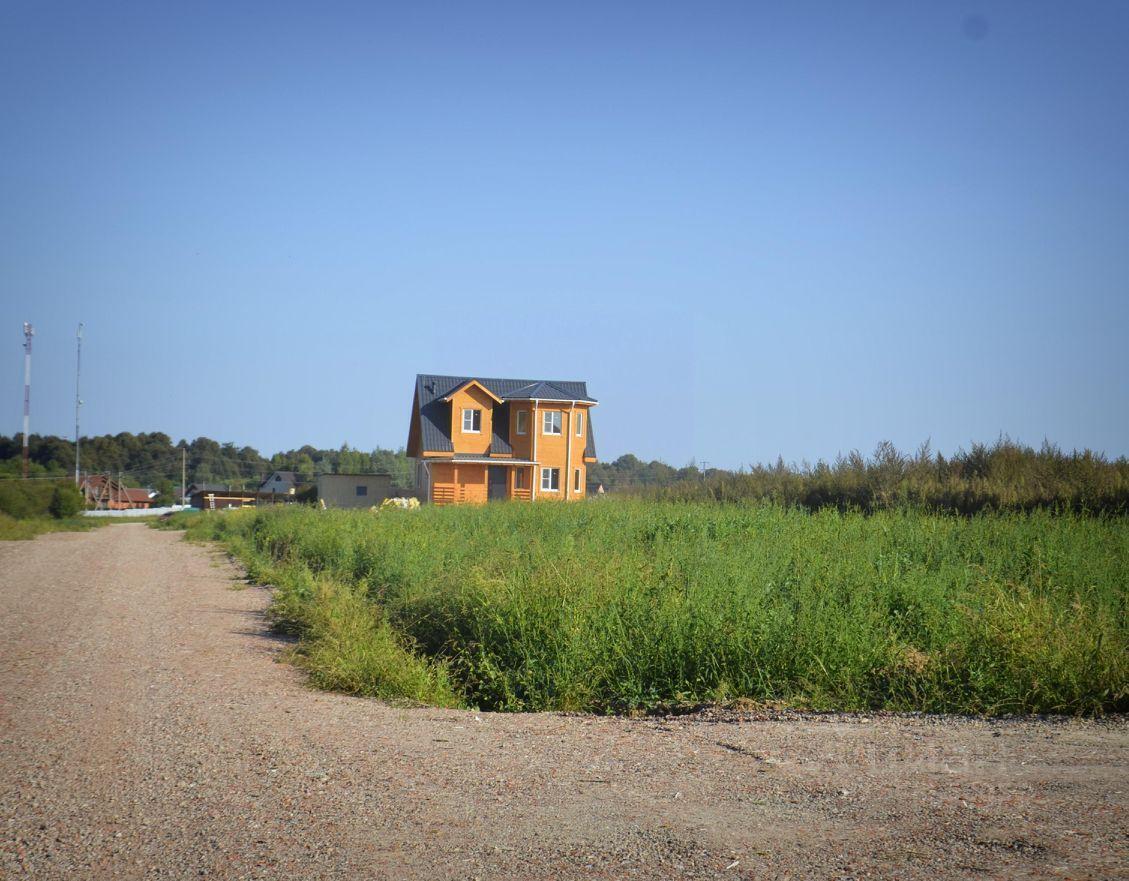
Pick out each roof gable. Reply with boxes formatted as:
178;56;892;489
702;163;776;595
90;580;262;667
412;374;597;456
442;379;503;404
259;470;300;491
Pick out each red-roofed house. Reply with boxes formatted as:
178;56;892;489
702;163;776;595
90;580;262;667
80;475;155;510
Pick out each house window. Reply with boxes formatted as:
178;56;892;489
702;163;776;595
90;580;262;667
542;410;562;435
574;469;582;492
576;412;584;438
515;409;528;435
540;467;560;492
356;485;368;496
514;469;525;489
462;408;482;433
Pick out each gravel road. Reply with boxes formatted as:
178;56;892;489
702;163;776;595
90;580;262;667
1;524;1125;880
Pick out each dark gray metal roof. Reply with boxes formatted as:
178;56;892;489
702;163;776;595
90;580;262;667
414;374;598;457
491;401;512;455
504;380;597;403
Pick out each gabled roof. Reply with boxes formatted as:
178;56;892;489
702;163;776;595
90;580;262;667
442;379;503;404
412;374;598;456
79;475;153;501
260;470;299;489
504;380;597;403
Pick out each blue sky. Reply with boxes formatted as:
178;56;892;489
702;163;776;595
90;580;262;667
1;1;1126;468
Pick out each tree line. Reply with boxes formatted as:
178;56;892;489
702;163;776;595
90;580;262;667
2;432;1125;516
0;432;413;502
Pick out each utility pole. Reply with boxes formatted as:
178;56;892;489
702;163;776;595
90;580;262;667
74;323;84;484
22;323;34;479
181;447;186;507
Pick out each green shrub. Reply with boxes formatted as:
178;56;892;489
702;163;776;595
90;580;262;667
0;479;89;520
0;480;54;518
48;483;84;518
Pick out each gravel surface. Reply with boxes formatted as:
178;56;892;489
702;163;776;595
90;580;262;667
1;523;1126;880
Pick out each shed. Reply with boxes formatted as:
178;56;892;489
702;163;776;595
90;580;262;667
316;473;396;508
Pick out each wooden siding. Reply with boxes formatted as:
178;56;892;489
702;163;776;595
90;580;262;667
448;386;496;456
406;389;421;457
529;403;591;501
429;462;488;506
508;405;534;461
569;404;591;497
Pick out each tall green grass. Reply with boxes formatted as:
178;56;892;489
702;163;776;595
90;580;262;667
0;511;106;540
181;501;1128;715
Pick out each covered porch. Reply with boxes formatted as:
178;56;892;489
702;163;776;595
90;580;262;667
422;458;537;505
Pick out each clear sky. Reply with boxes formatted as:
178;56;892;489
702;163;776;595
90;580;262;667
1;1;1126;468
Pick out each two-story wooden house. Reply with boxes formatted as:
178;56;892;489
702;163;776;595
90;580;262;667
406;374;597;504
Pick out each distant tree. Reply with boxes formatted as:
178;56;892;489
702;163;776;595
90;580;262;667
48;482;84;518
153;478;177;506
295;453;316;477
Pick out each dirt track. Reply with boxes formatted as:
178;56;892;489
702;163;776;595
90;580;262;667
0;524;1125;879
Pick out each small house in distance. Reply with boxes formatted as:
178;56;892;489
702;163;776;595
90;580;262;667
258;470;302;496
80;475;155;510
316;473;397;508
407;373;597;505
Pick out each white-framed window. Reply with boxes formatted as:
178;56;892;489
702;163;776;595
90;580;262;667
515;469;525;489
515;409;528;436
542;410;562;435
575;411;584;438
540;467;560;492
462;408;482;433
574;469;582;492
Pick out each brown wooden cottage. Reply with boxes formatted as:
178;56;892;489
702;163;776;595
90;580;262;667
407;374;597;504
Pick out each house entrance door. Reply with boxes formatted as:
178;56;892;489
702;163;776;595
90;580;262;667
488;466;507;501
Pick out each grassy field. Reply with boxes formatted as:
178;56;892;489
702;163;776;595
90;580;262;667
169;501;1128;716
0;511;109;541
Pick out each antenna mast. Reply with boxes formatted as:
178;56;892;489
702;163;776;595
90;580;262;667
22;323;34;479
75;323;84;484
